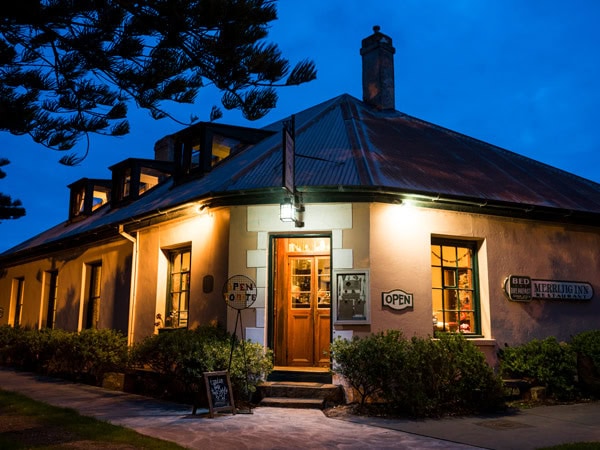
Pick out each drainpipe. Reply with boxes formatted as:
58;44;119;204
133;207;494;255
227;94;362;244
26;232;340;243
119;225;138;346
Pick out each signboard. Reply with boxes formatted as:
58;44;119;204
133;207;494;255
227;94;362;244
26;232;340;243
223;275;257;310
504;275;532;301
382;289;414;311
203;371;236;418
282;119;295;195
504;275;593;301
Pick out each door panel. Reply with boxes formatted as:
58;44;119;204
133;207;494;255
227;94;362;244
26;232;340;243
286;254;331;367
288;312;312;365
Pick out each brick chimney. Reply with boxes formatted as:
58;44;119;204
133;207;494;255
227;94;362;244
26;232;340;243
360;25;396;110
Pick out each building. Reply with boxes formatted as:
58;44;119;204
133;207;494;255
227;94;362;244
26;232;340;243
1;28;599;377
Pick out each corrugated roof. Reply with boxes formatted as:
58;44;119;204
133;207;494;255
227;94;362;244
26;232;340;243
3;93;600;258
223;93;600;213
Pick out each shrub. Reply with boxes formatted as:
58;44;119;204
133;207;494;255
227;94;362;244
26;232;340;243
570;330;600;396
130;325;272;402
331;330;407;407
0;327;128;385
229;341;274;401
0;325;19;365
387;334;505;417
331;331;504;416
499;336;577;400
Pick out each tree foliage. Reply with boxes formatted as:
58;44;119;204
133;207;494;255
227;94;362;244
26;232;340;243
0;159;25;222
0;0;316;165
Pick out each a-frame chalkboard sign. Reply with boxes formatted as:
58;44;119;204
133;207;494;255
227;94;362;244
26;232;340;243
203;370;236;418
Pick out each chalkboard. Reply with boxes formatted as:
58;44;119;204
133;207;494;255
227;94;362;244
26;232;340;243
203;371;236;418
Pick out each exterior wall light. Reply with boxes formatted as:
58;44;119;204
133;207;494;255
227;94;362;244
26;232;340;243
280;198;305;227
280;198;295;222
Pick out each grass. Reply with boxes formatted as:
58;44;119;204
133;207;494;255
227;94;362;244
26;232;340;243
0;389;185;449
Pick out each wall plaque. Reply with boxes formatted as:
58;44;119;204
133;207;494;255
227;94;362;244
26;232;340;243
382;289;414;311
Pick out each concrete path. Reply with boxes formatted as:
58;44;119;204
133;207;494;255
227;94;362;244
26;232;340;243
1;368;599;449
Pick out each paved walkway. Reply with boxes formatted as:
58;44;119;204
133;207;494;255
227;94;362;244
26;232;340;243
1;369;599;449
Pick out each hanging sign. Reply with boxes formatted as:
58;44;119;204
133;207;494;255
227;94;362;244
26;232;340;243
382;289;414;310
282;116;295;195
504;275;593;301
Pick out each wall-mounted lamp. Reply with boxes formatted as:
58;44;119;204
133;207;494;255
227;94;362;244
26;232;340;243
279;198;295;222
280;197;305;227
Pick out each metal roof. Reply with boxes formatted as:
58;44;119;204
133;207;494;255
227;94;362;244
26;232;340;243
3;93;600;259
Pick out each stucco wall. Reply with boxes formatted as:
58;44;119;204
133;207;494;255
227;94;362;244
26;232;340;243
0;240;132;333
369;203;600;349
132;208;230;342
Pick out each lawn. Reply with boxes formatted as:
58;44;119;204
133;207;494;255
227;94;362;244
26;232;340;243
0;389;185;449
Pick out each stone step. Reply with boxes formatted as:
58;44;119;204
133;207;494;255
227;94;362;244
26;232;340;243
257;381;344;410
259;397;325;409
258;382;342;400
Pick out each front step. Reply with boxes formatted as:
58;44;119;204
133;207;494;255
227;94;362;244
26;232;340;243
257;381;344;410
260;397;326;409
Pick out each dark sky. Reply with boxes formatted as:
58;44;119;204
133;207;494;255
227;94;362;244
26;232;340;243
1;0;599;252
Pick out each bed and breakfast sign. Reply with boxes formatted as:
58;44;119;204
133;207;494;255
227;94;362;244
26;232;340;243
504;275;593;302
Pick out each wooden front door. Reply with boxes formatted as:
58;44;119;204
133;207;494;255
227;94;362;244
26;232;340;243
273;238;331;367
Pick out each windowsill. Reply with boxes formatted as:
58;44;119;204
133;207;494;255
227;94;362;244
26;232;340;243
157;327;186;333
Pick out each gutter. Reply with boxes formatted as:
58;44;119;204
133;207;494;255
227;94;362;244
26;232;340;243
118;225;138;346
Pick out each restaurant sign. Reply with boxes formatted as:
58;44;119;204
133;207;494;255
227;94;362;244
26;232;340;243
504;275;593;302
382;289;414;311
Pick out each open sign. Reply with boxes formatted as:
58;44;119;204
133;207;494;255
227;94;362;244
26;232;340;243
382;289;414;311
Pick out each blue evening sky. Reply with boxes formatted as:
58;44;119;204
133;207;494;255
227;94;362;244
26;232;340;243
1;0;599;252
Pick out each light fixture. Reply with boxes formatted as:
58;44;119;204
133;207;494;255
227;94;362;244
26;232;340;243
279;197;305;227
279;198;295;222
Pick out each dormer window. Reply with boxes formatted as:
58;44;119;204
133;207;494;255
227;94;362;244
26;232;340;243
68;178;112;221
110;158;173;207
171;123;276;182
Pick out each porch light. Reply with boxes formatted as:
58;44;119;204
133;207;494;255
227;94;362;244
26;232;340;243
280;198;295;222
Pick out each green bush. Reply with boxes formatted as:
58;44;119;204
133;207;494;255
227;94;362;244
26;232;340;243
570;330;600;396
130;325;272;402
229;341;274;401
499;337;577;400
571;330;600;370
331;331;504;417
0;327;128;385
387;334;504;417
331;330;407;407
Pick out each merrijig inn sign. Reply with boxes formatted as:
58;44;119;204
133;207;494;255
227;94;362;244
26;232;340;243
504;275;594;302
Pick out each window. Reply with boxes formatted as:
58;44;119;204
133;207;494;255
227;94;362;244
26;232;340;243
166;248;191;328
431;239;479;335
84;263;102;329
68;178;111;220
12;278;24;327
173;123;275;182
109;159;172;206
121;167;132;199
44;270;58;329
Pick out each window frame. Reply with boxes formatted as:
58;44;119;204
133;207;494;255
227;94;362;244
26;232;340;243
44;270;58;329
431;238;481;336
84;262;102;330
165;247;192;329
12;277;24;327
